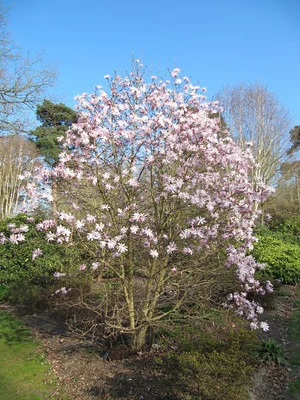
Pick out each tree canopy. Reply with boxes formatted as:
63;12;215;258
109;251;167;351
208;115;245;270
288;125;300;155
30;100;77;167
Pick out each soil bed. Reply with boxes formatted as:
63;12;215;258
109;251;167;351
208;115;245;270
1;285;299;400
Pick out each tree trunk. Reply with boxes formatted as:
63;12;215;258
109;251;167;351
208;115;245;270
133;325;148;350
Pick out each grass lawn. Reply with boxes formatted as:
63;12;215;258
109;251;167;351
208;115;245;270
0;310;68;400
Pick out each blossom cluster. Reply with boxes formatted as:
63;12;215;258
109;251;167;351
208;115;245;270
0;223;28;244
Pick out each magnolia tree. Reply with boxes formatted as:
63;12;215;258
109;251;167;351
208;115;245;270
1;63;273;349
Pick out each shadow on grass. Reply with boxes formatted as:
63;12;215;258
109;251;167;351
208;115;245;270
0;311;33;345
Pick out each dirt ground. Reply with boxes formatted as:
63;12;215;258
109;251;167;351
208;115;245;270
248;286;299;400
1;286;299;400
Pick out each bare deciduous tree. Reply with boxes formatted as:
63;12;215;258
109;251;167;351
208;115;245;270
0;5;55;135
216;84;291;186
0;135;39;219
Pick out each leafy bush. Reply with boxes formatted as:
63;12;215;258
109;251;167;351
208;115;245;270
257;339;287;366
267;215;300;244
4;280;53;310
253;236;300;284
170;350;253;399
159;318;258;400
0;214;89;308
1;215;65;286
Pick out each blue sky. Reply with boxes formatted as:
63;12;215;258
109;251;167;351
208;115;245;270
2;0;300;124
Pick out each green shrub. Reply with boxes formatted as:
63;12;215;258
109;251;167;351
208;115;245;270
169;350;252;400
268;215;300;245
253;236;300;284
0;215;69;286
257;339;287;366
0;284;8;301
0;214;91;308
159;319;258;400
4;280;53;310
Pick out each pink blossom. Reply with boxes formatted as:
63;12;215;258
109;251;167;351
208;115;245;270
46;232;56;242
10;225;29;233
32;248;43;260
117;243;128;253
107;240;116;249
59;212;74;222
179;229;191;239
36;220;56;231
131;212;147;222
166;242;177;254
150;249;159;258
55;287;68;295
130;225;139;234
256;305;264;315
0;233;7;244
96;223;105;231
92;262;100;270
171;68;181;77
260;321;269;332
250;322;259;330
143;228;154;238
87;231;101;240
127;178;139;187
56;225;71;237
9;234;25;244
86;215;96;223
76;220;85;229
183;247;193;255
265;280;274;293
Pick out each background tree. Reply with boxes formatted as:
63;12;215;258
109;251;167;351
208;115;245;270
0;5;55;136
273;160;300;216
29;100;77;214
0;135;39;219
268;125;300;218
30;100;77;166
288;125;300;155
216;83;291;186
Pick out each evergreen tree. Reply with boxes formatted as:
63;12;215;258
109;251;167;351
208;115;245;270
29;100;77;214
30;100;77;167
288;125;300;155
